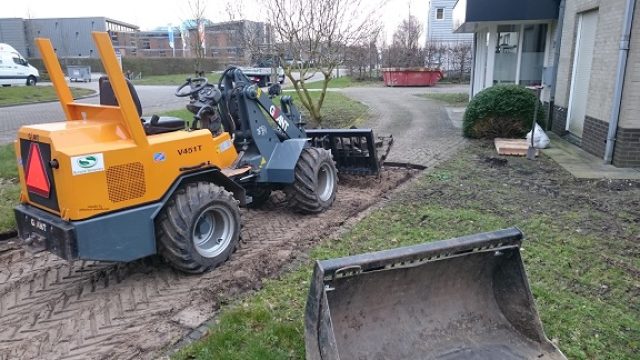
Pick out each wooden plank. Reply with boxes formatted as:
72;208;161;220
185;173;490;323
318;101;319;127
222;166;252;178
494;138;539;157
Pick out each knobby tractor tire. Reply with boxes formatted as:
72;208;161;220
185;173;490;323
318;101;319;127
156;182;241;274
285;147;338;214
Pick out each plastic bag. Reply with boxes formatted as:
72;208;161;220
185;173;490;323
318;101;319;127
526;123;550;149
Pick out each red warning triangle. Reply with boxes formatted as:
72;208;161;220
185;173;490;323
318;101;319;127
26;143;51;198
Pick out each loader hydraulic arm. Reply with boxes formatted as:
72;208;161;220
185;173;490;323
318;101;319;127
218;68;306;140
215;66;386;178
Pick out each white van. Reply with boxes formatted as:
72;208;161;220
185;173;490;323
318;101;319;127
0;43;40;86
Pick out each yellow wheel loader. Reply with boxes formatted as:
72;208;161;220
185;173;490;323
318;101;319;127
14;32;386;273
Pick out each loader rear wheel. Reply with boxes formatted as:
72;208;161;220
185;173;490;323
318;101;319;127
285;147;337;214
156;182;241;274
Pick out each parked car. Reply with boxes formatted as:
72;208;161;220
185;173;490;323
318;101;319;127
284;59;305;68
240;58;285;87
0;43;40;86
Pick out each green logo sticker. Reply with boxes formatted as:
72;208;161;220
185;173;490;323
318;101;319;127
77;156;98;168
71;153;104;176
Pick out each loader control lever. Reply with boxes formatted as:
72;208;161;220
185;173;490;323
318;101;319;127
175;77;208;97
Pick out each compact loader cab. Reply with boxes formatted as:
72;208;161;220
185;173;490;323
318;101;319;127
97;76;187;135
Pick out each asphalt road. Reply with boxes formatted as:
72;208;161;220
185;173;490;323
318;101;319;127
0;83;184;144
0;69;344;144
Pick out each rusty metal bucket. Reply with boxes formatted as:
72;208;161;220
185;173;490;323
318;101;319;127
304;228;566;360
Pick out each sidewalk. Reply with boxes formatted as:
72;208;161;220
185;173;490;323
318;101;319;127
543;133;640;179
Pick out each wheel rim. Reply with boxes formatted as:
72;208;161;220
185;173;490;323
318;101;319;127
317;162;336;202
192;205;235;258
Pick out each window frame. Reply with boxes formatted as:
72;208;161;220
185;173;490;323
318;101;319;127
11;53;27;66
435;8;445;21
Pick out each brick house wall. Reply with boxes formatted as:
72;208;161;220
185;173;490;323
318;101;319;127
552;0;640;167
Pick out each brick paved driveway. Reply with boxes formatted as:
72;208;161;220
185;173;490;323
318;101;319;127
343;85;469;168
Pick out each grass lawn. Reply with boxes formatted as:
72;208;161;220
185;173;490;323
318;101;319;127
301;76;352;89
175;142;640;360
133;73;221;86
0;86;95;107
290;91;368;128
422;92;470;107
160;108;193;121
161;91;368;129
301;75;382;90
0;144;20;233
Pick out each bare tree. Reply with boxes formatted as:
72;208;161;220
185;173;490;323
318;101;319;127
449;42;473;82
188;0;208;74
345;29;381;80
424;41;440;69
345;44;369;79
225;2;258;63
265;0;383;125
436;43;449;69
224;2;276;80
388;15;424;68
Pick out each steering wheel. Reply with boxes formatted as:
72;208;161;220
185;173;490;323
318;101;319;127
175;77;208;97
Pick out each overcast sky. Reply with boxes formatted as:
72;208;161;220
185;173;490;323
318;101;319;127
3;0;429;43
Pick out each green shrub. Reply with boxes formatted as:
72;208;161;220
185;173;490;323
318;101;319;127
463;85;544;139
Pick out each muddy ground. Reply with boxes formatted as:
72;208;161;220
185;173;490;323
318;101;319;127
0;168;415;360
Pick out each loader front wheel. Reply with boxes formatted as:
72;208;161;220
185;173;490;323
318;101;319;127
156;182;241;274
285;147;337;214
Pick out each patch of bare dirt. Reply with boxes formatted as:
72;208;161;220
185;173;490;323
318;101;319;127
0;168;415;360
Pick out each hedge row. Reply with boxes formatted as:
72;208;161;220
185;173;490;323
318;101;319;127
28;57;224;80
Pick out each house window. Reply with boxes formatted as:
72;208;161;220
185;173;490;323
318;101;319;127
494;25;520;84
519;24;548;86
436;8;445;20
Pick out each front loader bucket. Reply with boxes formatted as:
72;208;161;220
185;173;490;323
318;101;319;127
305;228;566;360
306;129;392;175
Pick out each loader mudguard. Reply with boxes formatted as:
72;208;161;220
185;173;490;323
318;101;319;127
164;168;247;207
259;138;308;183
305;228;567;360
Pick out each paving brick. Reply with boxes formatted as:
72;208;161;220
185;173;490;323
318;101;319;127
343;86;469;168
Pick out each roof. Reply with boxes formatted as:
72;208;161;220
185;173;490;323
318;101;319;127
7;16;140;31
105;18;140;30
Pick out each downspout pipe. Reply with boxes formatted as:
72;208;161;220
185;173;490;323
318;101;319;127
470;32;477;98
604;0;637;164
548;0;566;131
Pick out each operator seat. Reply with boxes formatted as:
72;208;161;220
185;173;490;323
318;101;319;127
98;76;186;135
